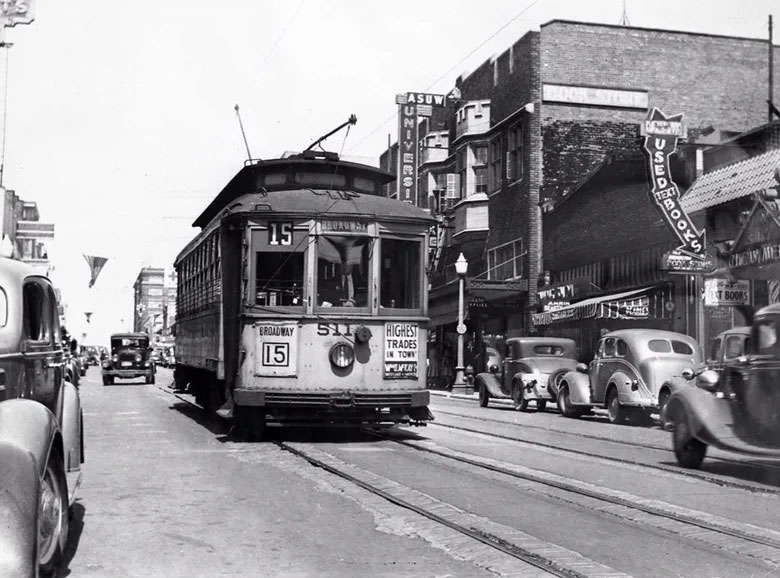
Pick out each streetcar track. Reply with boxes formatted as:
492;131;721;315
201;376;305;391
431;417;780;495
277;441;631;578
434;407;780;472
367;430;780;567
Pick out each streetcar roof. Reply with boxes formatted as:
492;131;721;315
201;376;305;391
192;156;396;229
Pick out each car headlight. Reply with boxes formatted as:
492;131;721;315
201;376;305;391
144;361;151;367
112;354;119;363
329;342;354;368
135;354;142;362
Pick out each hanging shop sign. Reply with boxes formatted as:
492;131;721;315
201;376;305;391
643;108;705;259
704;278;750;307
661;248;717;273
396;100;418;205
384;322;418;379
537;278;590;311
728;195;780;270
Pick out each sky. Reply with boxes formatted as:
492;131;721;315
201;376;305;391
0;0;776;344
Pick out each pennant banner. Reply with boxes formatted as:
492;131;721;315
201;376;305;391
83;255;108;288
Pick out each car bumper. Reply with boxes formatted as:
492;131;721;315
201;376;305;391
103;369;152;378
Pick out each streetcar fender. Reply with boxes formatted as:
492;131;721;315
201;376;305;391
561;370;591;405
0;441;39;578
0;399;59;479
475;372;504;398
60;379;83;473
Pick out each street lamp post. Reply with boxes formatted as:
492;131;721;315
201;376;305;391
451;253;469;395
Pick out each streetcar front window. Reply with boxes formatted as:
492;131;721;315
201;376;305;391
316;235;370;308
255;252;304;307
380;238;421;310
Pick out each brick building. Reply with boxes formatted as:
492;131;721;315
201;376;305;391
133;267;176;335
382;19;780;383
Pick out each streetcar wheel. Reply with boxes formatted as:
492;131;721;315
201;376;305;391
672;413;707;469
478;383;489;408
606;388;625;424
537;400;547;412
38;449;69;577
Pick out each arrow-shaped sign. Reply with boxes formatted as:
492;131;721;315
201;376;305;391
642;108;705;259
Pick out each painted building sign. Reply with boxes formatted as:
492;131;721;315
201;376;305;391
704;278;750;307
661;248;717;273
542;83;648;109
384;322;418;379
643;108;705;259
728;195;780;269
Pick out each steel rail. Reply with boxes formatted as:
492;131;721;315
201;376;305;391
369;429;780;554
278;440;591;578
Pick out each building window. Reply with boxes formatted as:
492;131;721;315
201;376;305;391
507;123;523;182
487;239;525;280
457;149;467;199
489;137;503;192
474;167;487;194
473;145;488;166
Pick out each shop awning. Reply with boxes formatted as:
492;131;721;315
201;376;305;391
532;286;656;326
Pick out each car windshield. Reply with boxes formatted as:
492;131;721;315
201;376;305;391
112;337;148;349
756;316;780;356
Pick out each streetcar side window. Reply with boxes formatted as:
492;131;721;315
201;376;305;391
380;238;421;310
316;235;370;308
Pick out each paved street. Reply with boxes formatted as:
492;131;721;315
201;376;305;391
62;367;780;577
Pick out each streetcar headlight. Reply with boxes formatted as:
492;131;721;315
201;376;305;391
329;342;354;368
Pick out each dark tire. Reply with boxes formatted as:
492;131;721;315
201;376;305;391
512;381;529;411
38;449;69;577
658;389;671;418
102;375;110;386
234;405;267;441
151;371;156;385
606;387;625;424
537;400;547;412
478;383;489;407
109;376;115;385
145;373;151;384
672;412;707;468
549;369;567;399
556;384;581;418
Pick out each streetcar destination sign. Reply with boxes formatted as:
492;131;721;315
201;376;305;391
642;108;705;259
254;321;298;377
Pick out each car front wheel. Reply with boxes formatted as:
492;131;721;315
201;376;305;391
38;449;69;577
478;383;490;407
672;412;707;468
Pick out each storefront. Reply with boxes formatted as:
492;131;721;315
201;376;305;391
532;283;675;361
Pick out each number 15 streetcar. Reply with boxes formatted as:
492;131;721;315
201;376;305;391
173;148;434;438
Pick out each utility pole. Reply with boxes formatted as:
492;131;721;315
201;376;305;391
770;14;775;123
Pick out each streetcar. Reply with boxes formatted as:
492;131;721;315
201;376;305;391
173;126;434;439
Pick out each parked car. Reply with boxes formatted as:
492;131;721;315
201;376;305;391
663;305;780;468
102;332;156;385
474;337;579;411
557;329;702;424
0;257;83;576
84;345;101;366
77;345;89;376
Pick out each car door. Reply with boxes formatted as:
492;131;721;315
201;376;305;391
593;338;616;402
21;278;59;413
589;339;606;402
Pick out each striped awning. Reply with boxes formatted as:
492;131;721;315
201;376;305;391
532;286;656;326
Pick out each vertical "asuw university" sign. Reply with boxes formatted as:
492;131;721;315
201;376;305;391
642;108;705;259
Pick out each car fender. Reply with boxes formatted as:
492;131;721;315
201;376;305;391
60;379;83;473
0;399;60;479
607;371;637;405
475;372;505;398
661;387;725;444
0;441;39;577
561;370;591;405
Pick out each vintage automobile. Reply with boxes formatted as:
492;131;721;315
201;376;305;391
706;326;750;371
557;329;702;424
0;258;83;576
663;305;780;468
475;337;579;411
84;345;100;366
102;332;156;385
